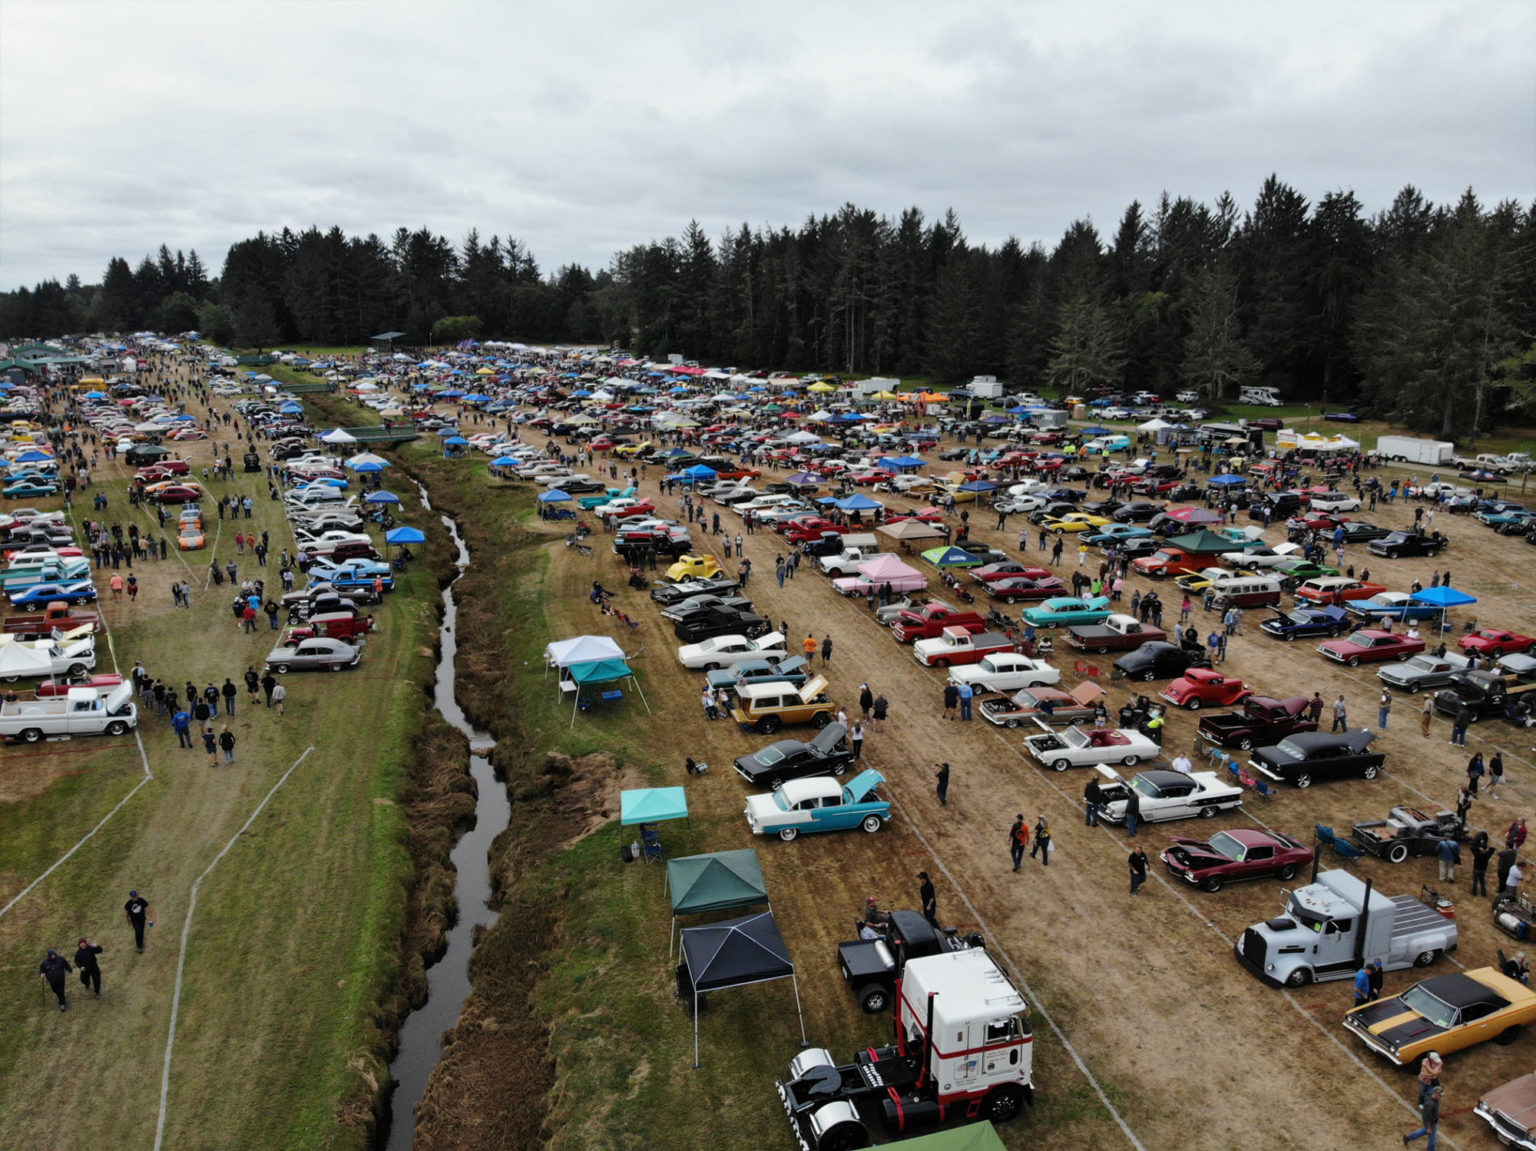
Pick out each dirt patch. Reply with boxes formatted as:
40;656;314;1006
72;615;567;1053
0;744;116;804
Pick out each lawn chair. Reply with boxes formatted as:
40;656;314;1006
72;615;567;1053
1252;777;1276;801
1333;836;1365;862
640;823;663;864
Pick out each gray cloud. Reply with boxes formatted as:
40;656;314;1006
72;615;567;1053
1;0;1531;290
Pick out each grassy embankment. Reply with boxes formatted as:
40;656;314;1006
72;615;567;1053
0;377;460;1150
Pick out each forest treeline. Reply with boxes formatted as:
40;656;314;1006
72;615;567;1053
2;177;1533;436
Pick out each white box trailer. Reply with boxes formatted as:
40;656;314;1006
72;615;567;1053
1376;436;1454;466
967;376;1005;399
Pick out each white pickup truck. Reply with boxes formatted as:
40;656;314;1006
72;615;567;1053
0;683;138;742
0;634;96;681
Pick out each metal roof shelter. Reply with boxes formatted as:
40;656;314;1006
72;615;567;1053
371;331;407;351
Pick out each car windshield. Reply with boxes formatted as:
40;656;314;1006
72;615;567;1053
1399;985;1460;1029
1208;832;1244;861
1274;739;1305;760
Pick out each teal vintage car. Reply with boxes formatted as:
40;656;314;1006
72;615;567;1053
3;480;59;499
1083;523;1154;546
1021;595;1113;629
743;768;890;842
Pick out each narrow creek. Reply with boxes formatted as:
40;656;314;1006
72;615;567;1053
382;496;508;1150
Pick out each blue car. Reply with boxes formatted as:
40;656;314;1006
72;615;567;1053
1345;593;1441;622
3;480;59;499
1022;595;1113;629
744;768;890;841
8;580;98;608
1258;604;1351;640
705;655;811;691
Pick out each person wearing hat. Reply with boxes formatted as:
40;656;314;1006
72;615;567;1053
74;937;104;999
39;948;73;1011
124;889;151;952
862;896;892;932
1416;1050;1443;1106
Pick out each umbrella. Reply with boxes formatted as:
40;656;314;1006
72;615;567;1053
363;491;401;505
385;526;426;544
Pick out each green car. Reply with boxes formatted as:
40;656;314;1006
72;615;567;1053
1269;558;1339;586
1021;595;1113;629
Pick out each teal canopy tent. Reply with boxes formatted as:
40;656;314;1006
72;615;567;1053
568;657;650;725
666;849;769;955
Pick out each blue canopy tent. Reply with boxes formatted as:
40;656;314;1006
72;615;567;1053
1410;585;1477;635
385;526;425;544
363;490;401;505
1207;474;1247;487
833;493;884;512
958;480;997;494
677;911;805;1068
538;489;573;503
568;656;650;725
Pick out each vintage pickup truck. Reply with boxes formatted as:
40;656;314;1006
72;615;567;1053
1197;695;1318;751
2;601;102;640
890;603;986;644
1350;806;1466;864
2;559;92;593
1066;614;1166;654
0;632;96;681
913;628;1016;668
0;683;137;742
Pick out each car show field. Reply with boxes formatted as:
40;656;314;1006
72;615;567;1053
3;343;1536;1151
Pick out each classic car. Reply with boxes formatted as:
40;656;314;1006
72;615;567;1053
1344;592;1440;622
294;529;373;551
34;673;124;697
979;681;1104;728
1309;491;1363;512
1349;806;1467;864
1044;513;1114;534
1248;729;1384;789
1294;577;1389;606
731;675;837;734
1082;523;1155;546
1173;566;1234;594
1110;501;1166;523
1474;1071;1536;1150
1378;653;1478;693
1344;968;1536;1066
1461;629;1536;657
1113;537;1165;560
1367;530;1450;559
262;637;363;673
1114;641;1211;682
677;632;787;671
743;768;890;841
2;480;58;498
1162;668;1254;710
147;484;203;504
705;654;809;691
308;560;394;591
971;561;1052;584
1094;766;1245;825
1022;724;1160;771
1198;696;1319;751
1219;544;1300;569
673;608;770;643
1021;595;1112;629
733;722;853;788
659;593;754;623
1336;521;1395;544
1268;558;1340;586
1318;628;1426;669
1433;670;1531;721
1259;604;1352;641
1161;828;1313;892
945;652;1061;693
663;554;724;582
8;580;97;608
985;575;1068;604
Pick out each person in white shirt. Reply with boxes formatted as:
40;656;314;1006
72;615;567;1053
1171;752;1193;775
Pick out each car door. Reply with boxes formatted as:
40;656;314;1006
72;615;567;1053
1241;844;1275;879
1155;780;1197;820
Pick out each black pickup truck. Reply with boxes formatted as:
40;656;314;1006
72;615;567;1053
837;911;981;1014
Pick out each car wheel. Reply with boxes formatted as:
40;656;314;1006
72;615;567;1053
1413;949;1438;968
1277;864;1299;881
1496;1024;1523;1046
1201;875;1224;892
777;827;798;842
1004;718;1020;729
811;712;832;729
21;728;43;744
1052;758;1071;773
1095;645;1110;655
856;984;889;1014
105;720;128;737
75;596;93;606
1186;698;1202;710
1387;549;1400;559
1387;843;1410;864
982;1086;1026;1125
1140;671;1156;682
758;717;780;735
1468;713;1481;724
861;815;883;833
1363;764;1379;779
1284;632;1297;642
1284;967;1313;988
1294;773;1313;789
1237;736;1254;751
275;664;291;674
1347;656;1361;668
768;777;783;791
1123;754;1141;767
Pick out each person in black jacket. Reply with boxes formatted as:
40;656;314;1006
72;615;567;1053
221;678;238;717
918;872;938;928
39;949;72;1010
74;938;104;998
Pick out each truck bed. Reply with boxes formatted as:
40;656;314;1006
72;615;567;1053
1388;894;1452;941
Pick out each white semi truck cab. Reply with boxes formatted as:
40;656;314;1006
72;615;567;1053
1235;869;1457;988
778;948;1033;1150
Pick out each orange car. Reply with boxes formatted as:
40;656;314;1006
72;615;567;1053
1293;577;1388;606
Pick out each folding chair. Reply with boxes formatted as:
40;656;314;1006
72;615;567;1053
640;823;663;864
1252;778;1276;801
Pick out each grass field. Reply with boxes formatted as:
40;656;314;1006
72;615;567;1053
0;381;454;1149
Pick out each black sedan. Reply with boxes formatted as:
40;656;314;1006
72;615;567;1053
1247;730;1384;789
1113;537;1166;560
1368;531;1450;559
1111;501;1166;523
673;608;770;642
1336;521;1394;544
733;722;853;788
1258;605;1352;641
1113;642;1211;683
660;593;754;623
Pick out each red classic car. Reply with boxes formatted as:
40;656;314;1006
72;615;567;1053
35;673;123;697
1293;578;1388;607
1161;828;1314;892
1460;629;1536;657
1318;629;1426;667
783;519;848;545
986;576;1067;604
1286;511;1350;531
1161;668;1254;710
712;466;762;481
151;484;203;504
972;561;1054;584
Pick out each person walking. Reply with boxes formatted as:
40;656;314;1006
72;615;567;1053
957;682;973;721
245;667;260;705
1467;752;1485;795
1471;835;1495;896
74;938;104;999
1417;1051;1444;1107
261;671;277;707
1420;695;1434;738
1331;694;1349;733
124;890;150;953
1353;962;1374;1007
219;726;236;763
1402;1084;1441;1149
934;762;951;806
859;683;874;721
918;871;938;928
172;707;193;748
39;949;73;1011
820;635;833;665
1506;858;1525;901
1378;689;1391;730
204;681;220;719
1488;751;1506;798
1050;537;1064;566
849;721;864;760
1084;775;1102;826
1009;815;1029;871
1128;844;1149;896
802;633;817;661
1436;836;1459;883
1508;818;1528;851
272;681;286;716
1451;704;1471;747
222;678;238;718
202;726;218;766
1307;691;1325;724
1031;816;1052;866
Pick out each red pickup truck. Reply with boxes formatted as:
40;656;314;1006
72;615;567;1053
890;603;987;644
2;601;103;640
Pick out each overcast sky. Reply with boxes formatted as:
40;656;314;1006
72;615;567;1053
1;0;1532;291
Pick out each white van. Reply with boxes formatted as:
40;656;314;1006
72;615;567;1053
1208;574;1282;610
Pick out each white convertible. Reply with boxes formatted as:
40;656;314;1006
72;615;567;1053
677;631;787;671
946;653;1061;693
1022;724;1159;771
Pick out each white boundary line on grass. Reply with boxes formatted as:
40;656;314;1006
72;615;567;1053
153;743;314;1151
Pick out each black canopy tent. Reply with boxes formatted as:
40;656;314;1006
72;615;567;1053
678;911;806;1068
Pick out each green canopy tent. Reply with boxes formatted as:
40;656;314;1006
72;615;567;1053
666;849;769;955
568;657;650;726
1166;528;1259;554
